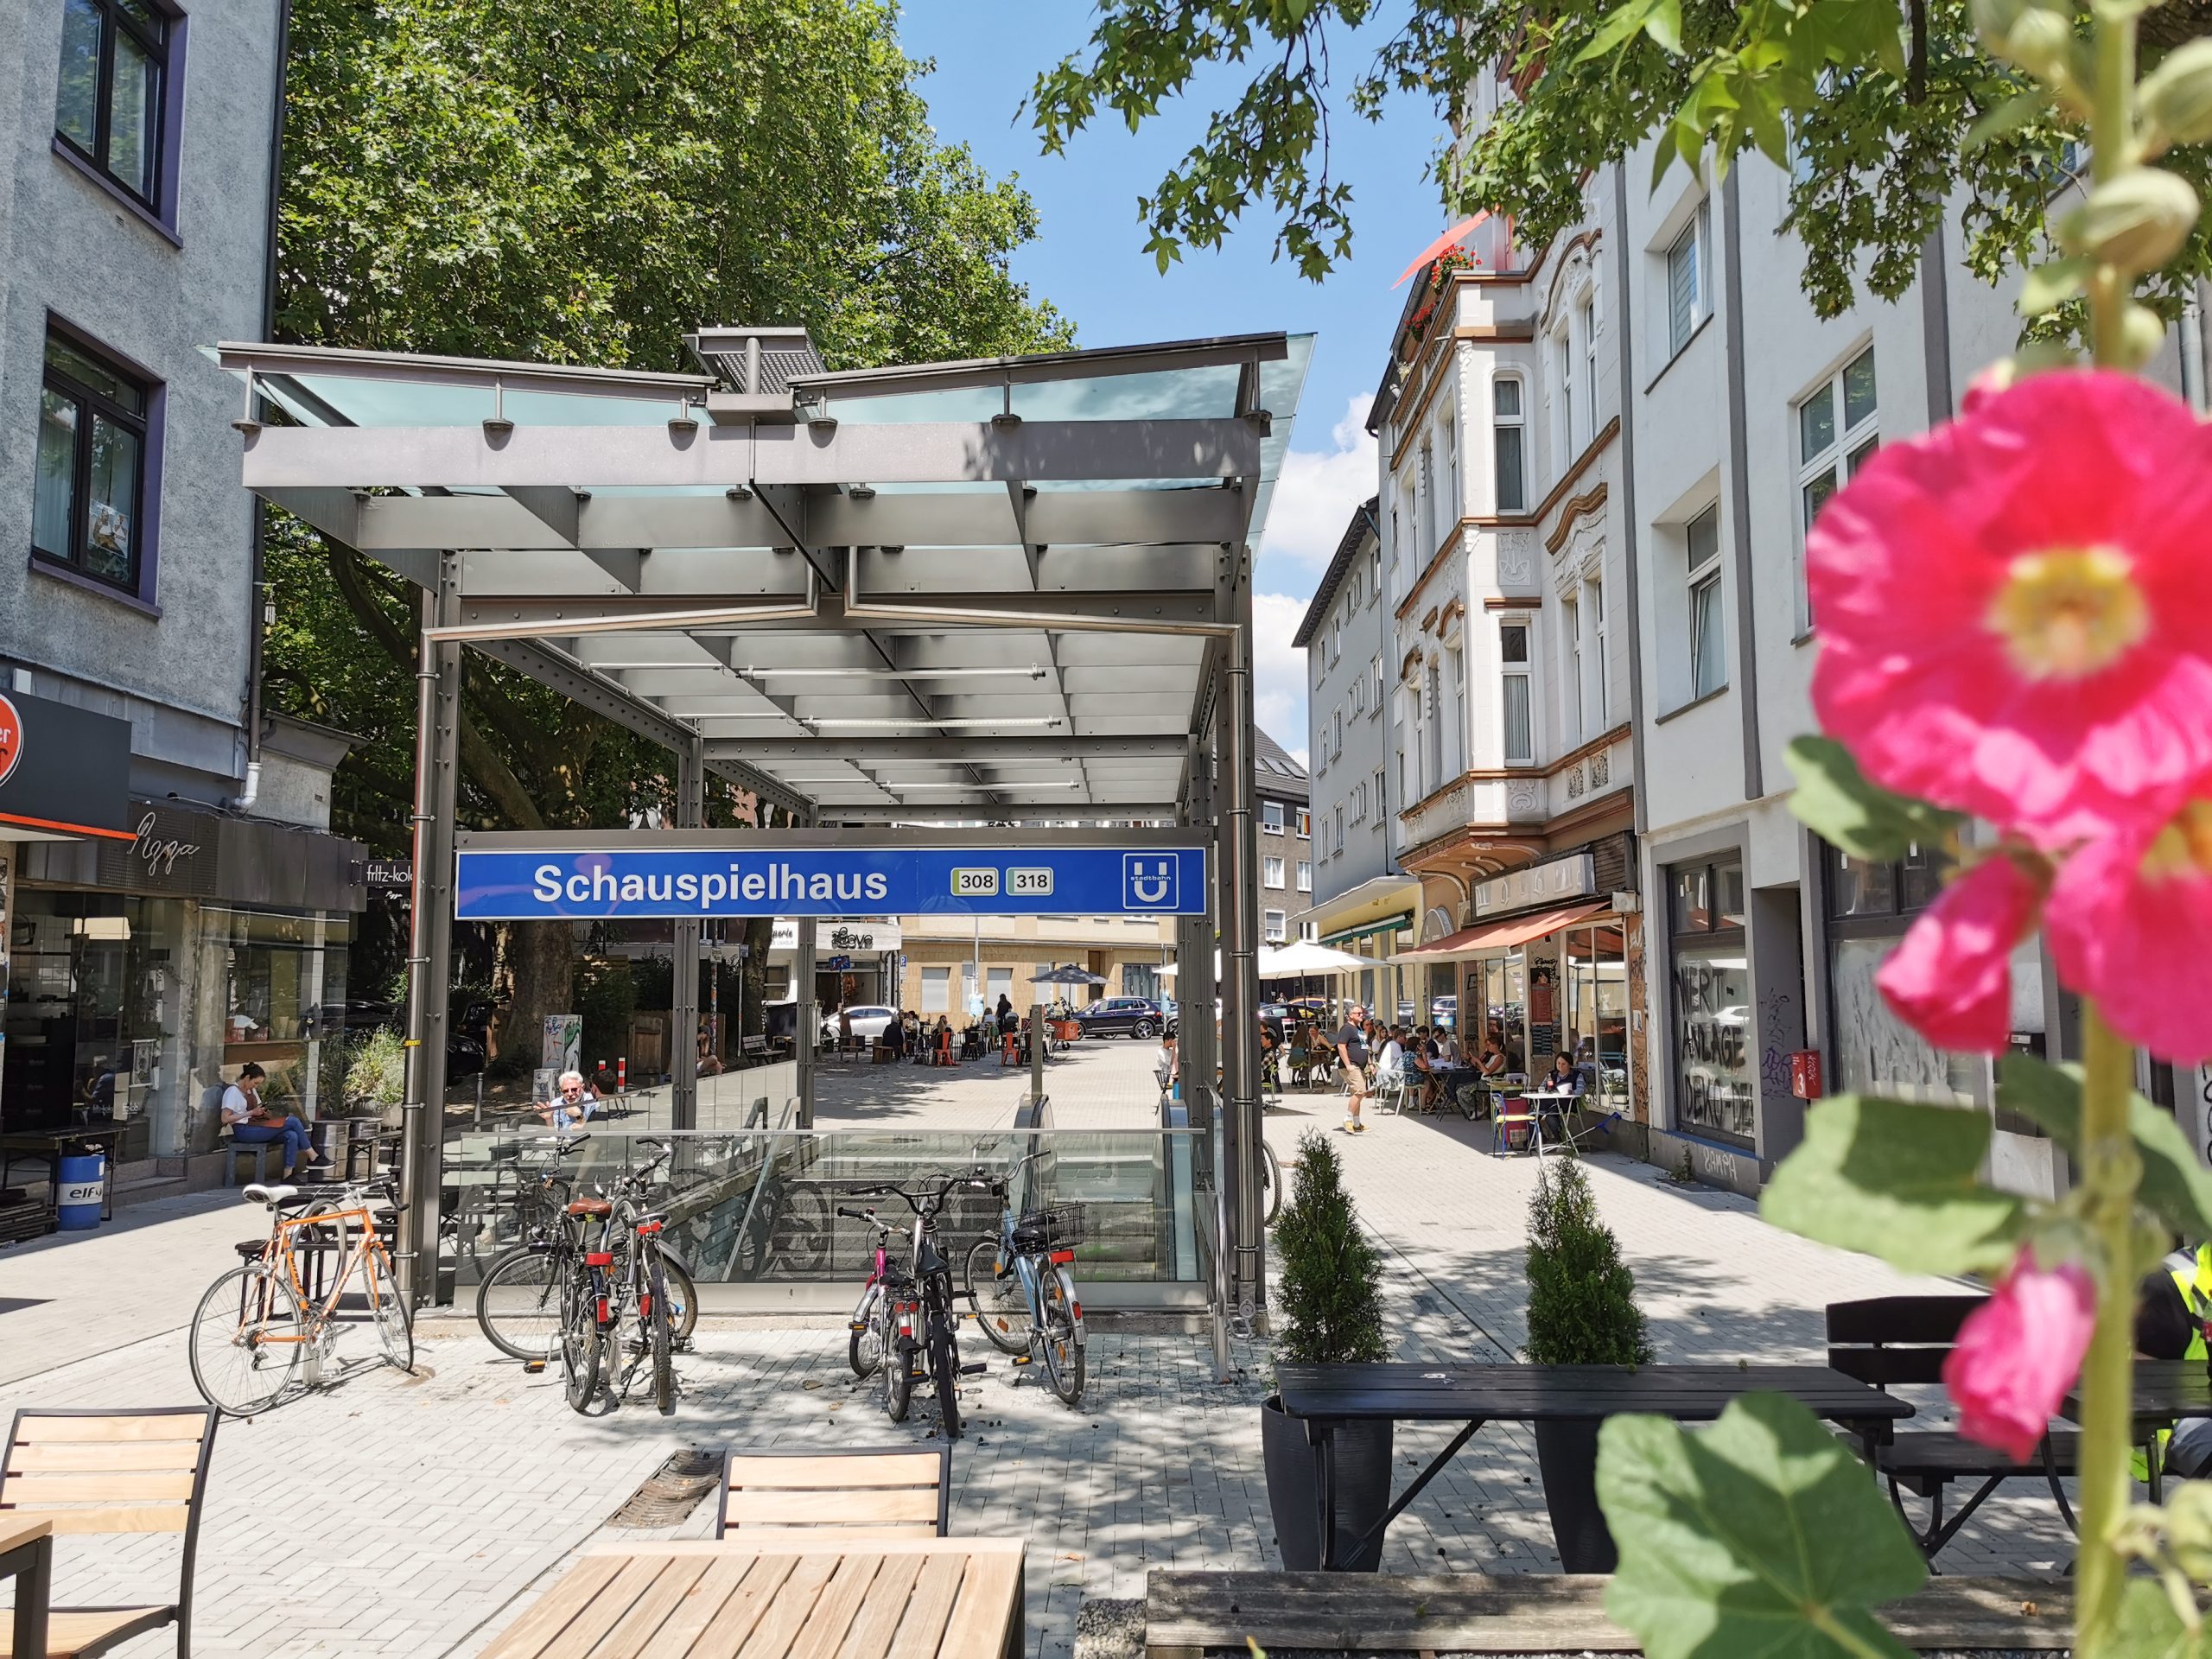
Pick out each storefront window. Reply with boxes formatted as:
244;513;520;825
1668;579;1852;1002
1670;858;1754;1147
1825;845;1985;1109
1564;924;1631;1115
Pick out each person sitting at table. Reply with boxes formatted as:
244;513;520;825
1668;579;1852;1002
1542;1049;1587;1099
534;1070;598;1132
222;1062;326;1179
697;1017;724;1078
1478;1035;1508;1077
1373;1025;1408;1101
1409;1026;1445;1112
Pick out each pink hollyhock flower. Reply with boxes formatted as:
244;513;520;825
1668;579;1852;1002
1875;855;2042;1053
1808;371;2212;844
2046;786;2212;1063
1944;1253;2095;1463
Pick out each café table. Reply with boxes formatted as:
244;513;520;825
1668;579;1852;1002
1522;1088;1592;1154
477;1536;1025;1659
0;1516;53;1659
1277;1362;1915;1570
2064;1360;2212;1503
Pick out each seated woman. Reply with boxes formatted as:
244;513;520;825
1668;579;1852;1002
1541;1049;1587;1097
221;1063;327;1179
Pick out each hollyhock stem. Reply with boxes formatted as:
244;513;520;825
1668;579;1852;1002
2074;1004;2142;1656
2087;0;2136;371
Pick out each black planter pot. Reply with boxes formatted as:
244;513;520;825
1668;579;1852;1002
1260;1395;1395;1572
1534;1417;1617;1573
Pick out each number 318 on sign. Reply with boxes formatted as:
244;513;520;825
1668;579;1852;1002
1007;868;1053;895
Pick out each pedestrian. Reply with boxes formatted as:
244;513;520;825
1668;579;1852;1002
996;993;1015;1036
1332;1003;1372;1134
534;1069;599;1132
222;1062;324;1178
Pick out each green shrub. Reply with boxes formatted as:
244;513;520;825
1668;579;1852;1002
342;1027;407;1112
1270;1131;1388;1367
1523;1157;1653;1366
575;956;638;1072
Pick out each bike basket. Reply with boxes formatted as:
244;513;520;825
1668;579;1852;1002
1013;1202;1087;1252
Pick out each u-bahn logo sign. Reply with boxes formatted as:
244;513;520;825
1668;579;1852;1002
454;845;1209;919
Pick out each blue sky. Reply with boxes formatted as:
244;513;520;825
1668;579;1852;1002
900;3;1451;762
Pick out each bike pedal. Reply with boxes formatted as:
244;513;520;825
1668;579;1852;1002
960;1363;988;1376
849;1321;868;1332
521;1360;547;1374
1009;1355;1033;1366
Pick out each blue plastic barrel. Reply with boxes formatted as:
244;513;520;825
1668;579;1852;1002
55;1154;104;1230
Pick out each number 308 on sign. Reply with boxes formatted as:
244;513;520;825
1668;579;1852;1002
950;868;999;896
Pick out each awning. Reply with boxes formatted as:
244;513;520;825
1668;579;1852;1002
1320;907;1414;948
1395;899;1611;963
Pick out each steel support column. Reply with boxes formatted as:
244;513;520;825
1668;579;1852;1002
671;732;705;1129
1031;1001;1047;1108
1217;573;1265;1329
400;553;461;1307
793;819;817;1128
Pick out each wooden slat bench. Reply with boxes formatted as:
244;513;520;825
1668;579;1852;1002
714;1444;951;1544
1143;1572;2073;1656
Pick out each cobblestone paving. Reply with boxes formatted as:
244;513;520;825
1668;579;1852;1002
0;1041;2073;1657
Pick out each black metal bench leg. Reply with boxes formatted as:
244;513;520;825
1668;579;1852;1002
1922;1474;2007;1560
2041;1436;2078;1537
1338;1417;1487;1573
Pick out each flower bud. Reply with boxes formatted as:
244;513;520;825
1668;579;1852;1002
2118;302;2169;370
2001;6;2078;82
2059;168;2201;274
1969;0;2034;51
2140;41;2212;147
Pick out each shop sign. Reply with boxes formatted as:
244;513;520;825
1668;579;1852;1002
0;689;133;842
1471;852;1595;918
1674;946;1757;1141
768;919;906;954
365;858;414;887
459;847;1207;920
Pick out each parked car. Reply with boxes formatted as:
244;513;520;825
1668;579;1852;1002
819;1004;898;1043
1257;1002;1290;1046
1071;996;1166;1039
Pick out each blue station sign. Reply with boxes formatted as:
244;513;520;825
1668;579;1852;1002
454;845;1210;919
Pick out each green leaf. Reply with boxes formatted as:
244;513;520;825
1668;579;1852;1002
1785;736;1966;862
1643;0;1684;55
1575;0;1675;65
1599;1393;1925;1659
2113;1577;2212;1659
1964;89;2052;149
1762;1096;2024;1274
2017;256;2091;316
1997;1054;2212;1238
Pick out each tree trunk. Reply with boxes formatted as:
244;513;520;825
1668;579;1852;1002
494;920;575;1071
739;916;773;1039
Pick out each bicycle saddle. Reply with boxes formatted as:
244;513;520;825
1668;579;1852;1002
242;1182;299;1207
566;1197;613;1217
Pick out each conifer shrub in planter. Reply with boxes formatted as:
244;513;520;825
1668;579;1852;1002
1261;1131;1393;1570
1523;1155;1653;1572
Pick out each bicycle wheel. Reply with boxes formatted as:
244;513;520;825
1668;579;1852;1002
772;1185;830;1274
963;1236;1029;1355
561;1273;601;1414
1038;1272;1085;1408
189;1264;303;1417
1261;1139;1282;1226
926;1293;963;1440
476;1245;565;1362
849;1282;883;1377
881;1300;912;1423
662;1255;698;1348
646;1254;674;1415
367;1243;414;1373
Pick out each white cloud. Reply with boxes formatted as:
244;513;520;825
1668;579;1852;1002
1253;590;1312;767
1255;392;1376;591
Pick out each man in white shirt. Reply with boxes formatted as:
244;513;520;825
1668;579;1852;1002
534;1070;597;1132
219;1063;321;1179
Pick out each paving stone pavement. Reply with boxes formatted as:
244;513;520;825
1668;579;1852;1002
0;1041;2074;1657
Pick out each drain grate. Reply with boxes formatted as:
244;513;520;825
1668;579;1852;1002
607;1447;722;1529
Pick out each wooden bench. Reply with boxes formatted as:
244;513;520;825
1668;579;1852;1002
1143;1571;2073;1656
218;1132;282;1187
0;1405;219;1659
713;1445;950;1545
1827;1294;2079;1558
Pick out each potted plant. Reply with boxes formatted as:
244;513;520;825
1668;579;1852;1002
1523;1156;1652;1572
1261;1131;1392;1571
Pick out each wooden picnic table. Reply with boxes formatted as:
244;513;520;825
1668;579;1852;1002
477;1537;1025;1659
2063;1360;2212;1501
1276;1363;1916;1570
0;1515;54;1659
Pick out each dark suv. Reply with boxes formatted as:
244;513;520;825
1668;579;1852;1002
1072;996;1166;1039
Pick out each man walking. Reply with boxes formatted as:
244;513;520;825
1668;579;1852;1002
1332;1003;1372;1134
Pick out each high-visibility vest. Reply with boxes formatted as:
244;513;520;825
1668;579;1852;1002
2134;1246;2212;1480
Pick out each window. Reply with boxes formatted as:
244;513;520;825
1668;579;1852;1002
1296;808;1311;839
1351;782;1366;823
1494;378;1525;513
1555;324;1576;461
1330;611;1343;664
1582;292;1599;431
1263;855;1286;889
1564;592;1584;743
55;0;171;211
1300;921;1318;942
1262;799;1285;835
1670;857;1754;1147
1368;545;1381;601
1666;213;1702;358
1370;656;1384;715
1418;440;1437;560
1297;860;1312;893
1372;767;1386;822
920;965;950;1014
1442;406;1459;531
1501;623;1533;764
1824;842;1991;1112
35;327;152;594
1332;709;1343;760
1797;347;1878;622
1589;577;1607;728
1686;505;1726;699
1334;804;1345;848
1264;909;1288;944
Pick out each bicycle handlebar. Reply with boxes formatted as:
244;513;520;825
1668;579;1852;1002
845;1169;995;1217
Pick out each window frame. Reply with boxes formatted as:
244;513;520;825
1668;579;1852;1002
53;0;175;219
1794;346;1878;630
1589;576;1607;729
1685;505;1726;701
1668;856;1754;1149
1492;375;1526;514
1664;209;1706;359
1263;908;1288;944
1263;855;1286;889
1563;591;1584;745
33;320;158;600
1296;860;1312;893
1262;799;1286;836
1500;620;1535;766
1296;807;1311;840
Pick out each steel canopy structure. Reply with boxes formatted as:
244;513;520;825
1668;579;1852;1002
220;325;1308;1334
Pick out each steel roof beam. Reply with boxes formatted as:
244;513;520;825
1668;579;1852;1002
704;735;1188;762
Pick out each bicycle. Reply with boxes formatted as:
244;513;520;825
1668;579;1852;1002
189;1176;412;1416
559;1140;689;1415
963;1169;1087;1407
474;1136;698;1365
849;1172;995;1439
840;1205;901;1379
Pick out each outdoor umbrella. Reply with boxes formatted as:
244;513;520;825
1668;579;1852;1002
1030;964;1107;985
1257;941;1367;976
1393;212;1495;287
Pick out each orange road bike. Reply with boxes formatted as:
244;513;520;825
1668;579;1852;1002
188;1177;414;1415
